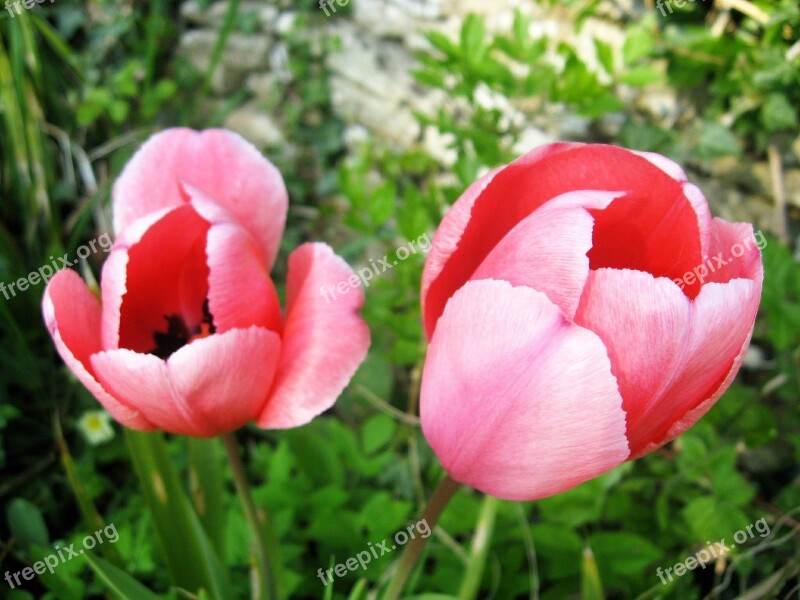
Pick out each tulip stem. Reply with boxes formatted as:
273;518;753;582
221;432;284;600
383;474;461;600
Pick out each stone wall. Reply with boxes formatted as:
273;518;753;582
177;0;630;156
177;0;797;235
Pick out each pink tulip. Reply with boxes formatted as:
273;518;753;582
43;128;369;437
420;143;763;501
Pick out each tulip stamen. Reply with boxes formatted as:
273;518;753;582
149;299;216;358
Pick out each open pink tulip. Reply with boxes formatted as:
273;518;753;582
420;143;763;501
43;128;369;437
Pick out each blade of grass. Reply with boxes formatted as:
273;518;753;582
84;552;163;600
188;437;226;557
458;495;499;599
54;414;123;565
125;430;231;599
203;0;241;93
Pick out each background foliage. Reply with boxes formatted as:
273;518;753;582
0;0;798;598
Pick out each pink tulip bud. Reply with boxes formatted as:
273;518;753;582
420;143;763;501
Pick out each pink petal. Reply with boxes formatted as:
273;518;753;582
92;326;280;436
635;324;754;458
42;270;153;430
575;269;760;457
471;190;622;319
632;150;687;182
257;243;370;429
179;185;284;334
109;205;211;354
703;218;764;285
633;150;715;257
420;280;629;501
91;348;204;436
681;183;713;258
420;165;502;328
112;128;288;268
167;326;281;435
423;144;700;335
422;143;581;337
205;222;283;334
100;207;178;350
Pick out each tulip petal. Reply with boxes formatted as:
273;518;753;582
422;142;581;336
91;349;205;436
43;270;154;430
92;326;280;436
112;128;288;267
420;165;502;325
174;183;283;334
680;183;713;258
424;144;701;335
257;243;370;429
421;280;629;501
636;279;759;454
704;218;764;285
471;190;622;319
636;324;754;458
205;222;283;335
631;150;687;182
100;207;178;350
631;151;714;258
109;205;211;354
575;269;760;457
168;326;281;435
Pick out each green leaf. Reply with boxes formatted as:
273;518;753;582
581;547;605;600
682;497;750;542
711;468;756;506
362;413;395;455
693;122;741;159
458;495;500;599
188;437;227;557
617;65;665;86
6;498;49;549
83;553;162;600
286;423;345;486
461;14;486;67
761;93;798;132
589;532;663;576
368;180;396;225
538;477;606;528
530;524;582;579
594;39;615;74
426;30;460;61
622;26;654;65
346;578;368;600
124;430;231;598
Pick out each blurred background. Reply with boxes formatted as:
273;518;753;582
0;0;799;598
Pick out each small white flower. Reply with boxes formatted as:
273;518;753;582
77;410;115;445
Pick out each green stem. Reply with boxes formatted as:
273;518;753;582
221;432;284;600
383;474;461;600
458;495;500;599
